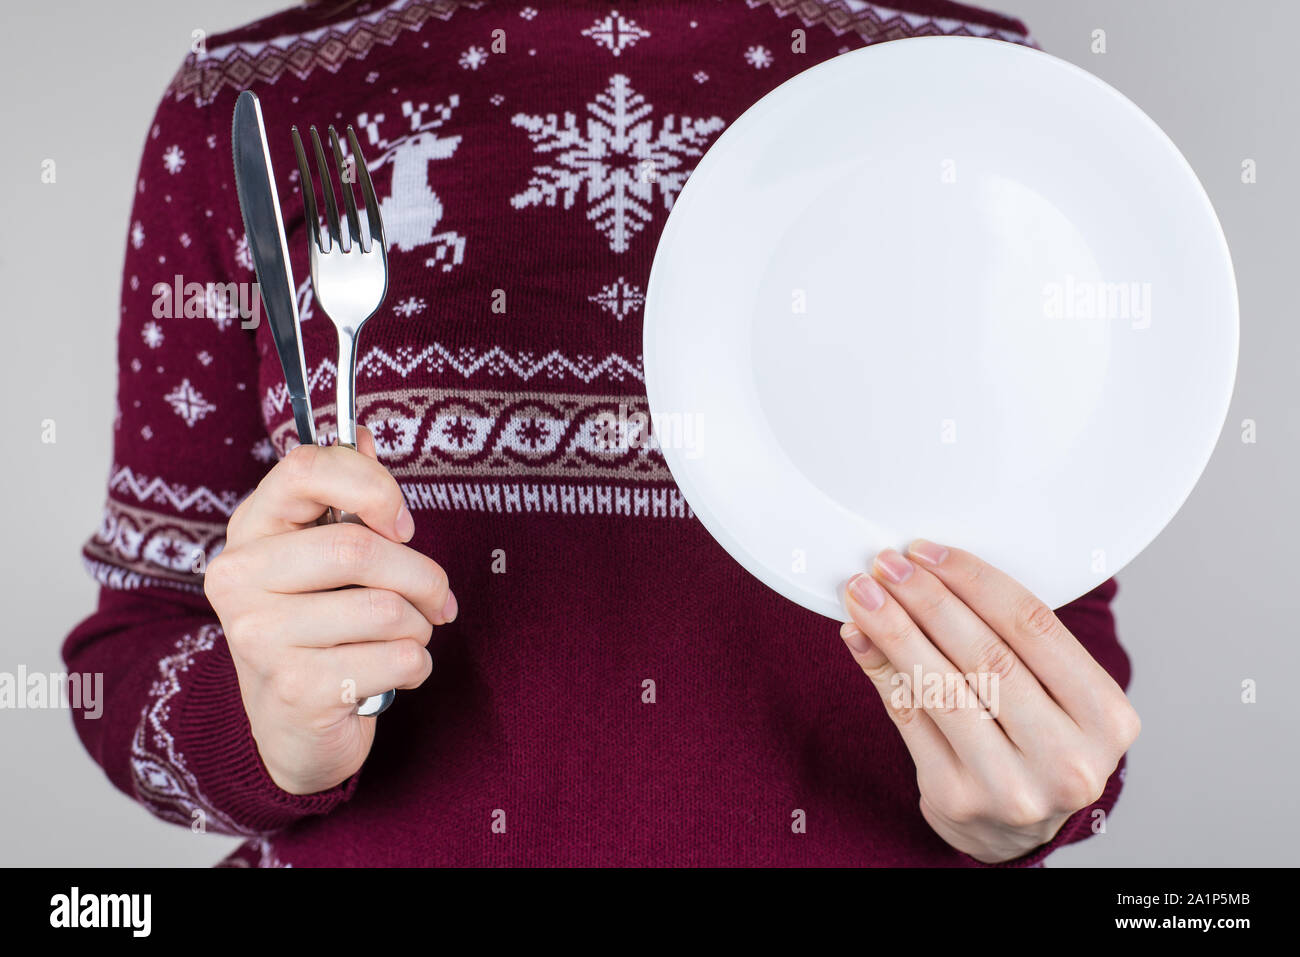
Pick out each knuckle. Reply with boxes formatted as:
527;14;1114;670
325;524;379;570
240;608;275;644
226;497;252;542
914;585;952;619
361;470;401;515
222;610;258;653
1050;755;1107;811
961;556;986;590
882;678;921;727
970;635;1018;683
202;556;230;603
203;551;245;603
876;616;918;650
366;589;405;629
391;639;432;684
928;786;980;826
860;658;894;686
280;442;323;490
925;674;967;717
425;558;450;596
415;557;450;607
1015;593;1060;641
1106;701;1142;749
228;496;252;526
889;700;922;727
225;610;280;667
270;666;310;709
998;786;1050;829
391;638;422;670
414;616;435;646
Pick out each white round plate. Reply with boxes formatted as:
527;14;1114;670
644;37;1237;619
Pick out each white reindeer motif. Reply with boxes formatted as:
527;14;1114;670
357;97;466;271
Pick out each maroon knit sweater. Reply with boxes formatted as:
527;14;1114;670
63;0;1131;867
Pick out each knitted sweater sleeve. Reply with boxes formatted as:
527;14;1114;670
61;58;358;837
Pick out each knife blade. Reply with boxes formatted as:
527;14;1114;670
232;89;317;445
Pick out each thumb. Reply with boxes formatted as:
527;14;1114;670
355;424;379;461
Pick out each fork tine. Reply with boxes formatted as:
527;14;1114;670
290;126;322;251
346;126;385;254
309;125;344;252
329;126;365;254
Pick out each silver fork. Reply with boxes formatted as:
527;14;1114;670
292;123;395;718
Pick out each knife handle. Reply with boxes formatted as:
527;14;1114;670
320;449;396;718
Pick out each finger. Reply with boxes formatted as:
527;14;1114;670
869;548;1078;753
907;541;1130;732
356;424;379;461
307;638;433;711
220;522;455;626
277;588;434;649
838;621;960;775
229;442;414;545
844;571;1017;776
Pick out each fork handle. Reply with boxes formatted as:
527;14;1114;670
331;328;396;716
321;441;396;718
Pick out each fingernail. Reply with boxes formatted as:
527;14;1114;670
908;539;949;566
848;572;886;611
840;621;873;654
441;590;458;623
395;504;415;542
874;548;914;584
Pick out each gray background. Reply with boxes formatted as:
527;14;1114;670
1;0;1295;866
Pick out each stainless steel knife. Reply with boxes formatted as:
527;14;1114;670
232;89;317;445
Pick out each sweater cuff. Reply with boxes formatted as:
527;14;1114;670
169;628;361;834
960;755;1127;868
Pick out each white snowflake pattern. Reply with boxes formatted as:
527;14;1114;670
588;276;645;321
459;46;489;70
581;11;650;57
251;438;276;463
744;45;774;69
366;71;380;83
141;425;153;440
510;74;726;253
179;232;192;248
206;133;218;149
163;379;216;428
129;275;140;291
233;232;254;271
208;299;234;332
162;145;186;174
131;221;145;249
130;358;142;373
490;93;505;106
520;6;537;19
197;350;213;367
393;296;427;318
142;322;164;349
693;71;709;84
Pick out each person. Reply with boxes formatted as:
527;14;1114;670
63;0;1138;866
